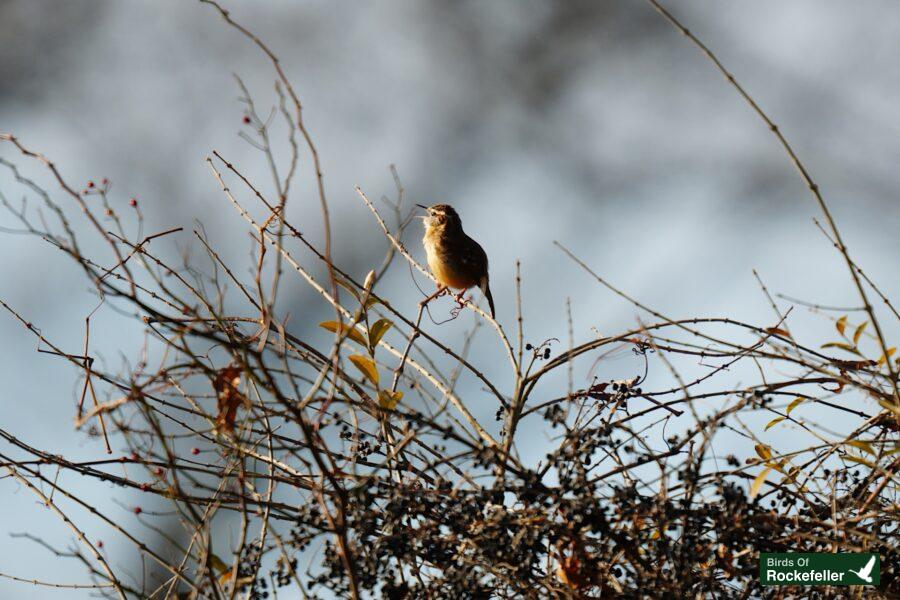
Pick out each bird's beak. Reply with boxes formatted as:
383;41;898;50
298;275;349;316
415;204;428;210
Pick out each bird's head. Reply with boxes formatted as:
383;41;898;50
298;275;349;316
416;204;461;230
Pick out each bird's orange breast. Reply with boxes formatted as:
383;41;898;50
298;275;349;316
424;230;476;290
428;255;474;289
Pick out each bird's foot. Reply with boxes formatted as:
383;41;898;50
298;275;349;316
420;285;448;307
452;290;470;307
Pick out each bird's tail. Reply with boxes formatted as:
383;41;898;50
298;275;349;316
480;277;495;319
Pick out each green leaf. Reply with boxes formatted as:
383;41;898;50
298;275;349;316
853;321;868;345
835;315;847;336
749;467;771;499
348;354;379;386
765;416;786;431
319;321;367;347
377;390;403;410
368;318;394;349
786;397;804;415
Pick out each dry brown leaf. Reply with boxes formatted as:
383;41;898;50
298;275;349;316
214;365;247;433
764;327;791;338
872;411;899;432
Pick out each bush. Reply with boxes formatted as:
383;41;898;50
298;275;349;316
0;2;896;598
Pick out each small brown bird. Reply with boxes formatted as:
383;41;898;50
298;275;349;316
418;203;495;318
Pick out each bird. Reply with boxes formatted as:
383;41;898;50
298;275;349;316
848;555;876;583
417;203;495;318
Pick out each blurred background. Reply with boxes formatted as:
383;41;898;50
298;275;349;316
1;0;898;596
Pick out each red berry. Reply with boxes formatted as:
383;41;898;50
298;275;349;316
101;178;109;185
97;540;104;548
154;467;165;476
133;506;142;515
242;115;251;124
191;447;200;455
130;452;139;461
129;198;138;207
87;181;95;188
139;483;150;491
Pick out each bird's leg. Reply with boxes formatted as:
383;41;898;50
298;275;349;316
420;285;448;308
452;288;469;307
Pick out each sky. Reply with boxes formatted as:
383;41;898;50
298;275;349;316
1;1;898;596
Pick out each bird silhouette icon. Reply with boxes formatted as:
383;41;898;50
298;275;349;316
848;556;876;583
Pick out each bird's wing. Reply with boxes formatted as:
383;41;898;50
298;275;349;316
860;556;876;576
451;236;488;276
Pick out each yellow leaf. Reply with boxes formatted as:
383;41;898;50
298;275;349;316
377;389;402;409
334;277;360;301
766;459;788;474
348;354;379;386
754;443;773;461
209;553;230;574
765;417;785;431
843;455;874;468
853;321;868;345
821;341;861;356
368;318;394;349
877;398;900;417
835;315;847;336
877;347;897;366
362;270;377;292
319;321;367;347
845;440;875;455
786;397;804;415
750;467;771;499
335;275;381;309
